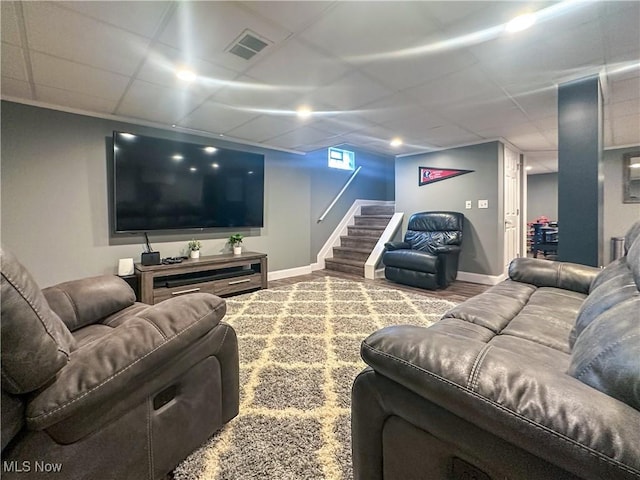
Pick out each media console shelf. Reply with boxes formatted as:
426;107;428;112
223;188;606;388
135;251;267;305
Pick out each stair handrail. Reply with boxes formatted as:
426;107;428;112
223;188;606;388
317;166;362;223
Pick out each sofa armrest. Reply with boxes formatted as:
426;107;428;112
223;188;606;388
43;275;136;331
384;241;410;251
432;244;461;255
360;325;640;477
508;257;600;294
25;293;225;431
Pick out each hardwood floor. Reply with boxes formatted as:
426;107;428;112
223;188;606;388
268;269;489;303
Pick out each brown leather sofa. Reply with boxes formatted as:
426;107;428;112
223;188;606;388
1;248;239;479
352;222;640;480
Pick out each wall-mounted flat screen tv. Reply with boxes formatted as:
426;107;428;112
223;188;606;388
112;131;264;233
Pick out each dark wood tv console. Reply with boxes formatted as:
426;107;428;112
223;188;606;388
135;251;267;305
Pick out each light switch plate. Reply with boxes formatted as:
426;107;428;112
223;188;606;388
478;200;488;209
465;200;472;209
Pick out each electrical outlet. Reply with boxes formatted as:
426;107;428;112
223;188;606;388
465;200;472;209
478;199;488;209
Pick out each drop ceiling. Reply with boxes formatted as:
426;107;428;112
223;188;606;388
2;1;639;174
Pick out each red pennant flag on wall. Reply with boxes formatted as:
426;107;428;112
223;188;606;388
418;166;474;186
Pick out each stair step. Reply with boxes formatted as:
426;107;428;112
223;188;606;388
361;205;395;216
354;215;392;227
333;246;371;262
348;225;386;237
325;258;365;276
340;236;379;249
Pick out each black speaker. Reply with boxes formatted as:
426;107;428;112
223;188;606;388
141;251;161;266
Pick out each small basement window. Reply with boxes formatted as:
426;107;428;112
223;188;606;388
328;147;355;171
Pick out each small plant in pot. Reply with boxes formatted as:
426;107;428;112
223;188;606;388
187;239;201;259
229;234;244;255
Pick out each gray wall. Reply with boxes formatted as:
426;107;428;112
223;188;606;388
308;146;394;262
527;173;558;222
395;141;503;276
1;102;393;286
603;146;640;263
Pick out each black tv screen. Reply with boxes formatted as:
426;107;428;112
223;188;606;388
112;131;264;233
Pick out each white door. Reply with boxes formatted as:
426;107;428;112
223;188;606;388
504;146;521;271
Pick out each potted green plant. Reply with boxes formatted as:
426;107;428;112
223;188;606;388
229;233;244;255
187;239;201;259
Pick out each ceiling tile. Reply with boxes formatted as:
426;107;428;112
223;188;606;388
307;70;394;110
245;39;349;88
504;131;555;151
1;2;21;46
225;114;299;143
379;111;446;141
1;77;33;99
24;2;150;76
612;113;640;146
30;52;129;101
117;80;206;125
267;125;336;149
508;87;558;121
362;46;477;91
611;76;640;104
136;43;237;97
240;1;335;32
446;98;530;133
209;74;299;111
35;85;117;113
608;98;640;119
1;43;27;81
158;1;290;73
56;1;171;38
310;111;379;137
424;125;484;148
602;2;640;60
404;66;504;110
299;2;439;62
180;100;258;134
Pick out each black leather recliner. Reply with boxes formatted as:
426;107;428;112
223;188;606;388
383;211;463;290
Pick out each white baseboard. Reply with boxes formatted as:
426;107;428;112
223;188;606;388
268;265;313;281
269;266;506;286
456;271;507;285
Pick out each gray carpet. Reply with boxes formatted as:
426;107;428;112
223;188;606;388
173;277;457;480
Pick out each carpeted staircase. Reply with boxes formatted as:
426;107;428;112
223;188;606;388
325;204;395;276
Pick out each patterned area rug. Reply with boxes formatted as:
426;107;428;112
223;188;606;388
173;277;457;480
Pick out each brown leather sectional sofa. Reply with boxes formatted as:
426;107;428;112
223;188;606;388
1;248;239;479
353;222;640;480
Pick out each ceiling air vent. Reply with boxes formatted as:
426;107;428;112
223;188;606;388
228;30;270;60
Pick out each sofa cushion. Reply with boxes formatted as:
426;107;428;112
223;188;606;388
570;261;637;348
1;248;76;394
43;275;136;332
383;249;438;272
568;297;640;410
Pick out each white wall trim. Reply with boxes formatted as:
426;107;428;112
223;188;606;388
268;265;312;281
315;199;395;269
456;271;507;285
364;212;404;279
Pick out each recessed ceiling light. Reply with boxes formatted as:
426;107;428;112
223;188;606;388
120;132;136;140
506;13;536;33
525;166;533;171
204;146;218;154
189;167;197;172
176;68;196;82
172;154;184;161
390;137;403;147
297;106;312;119
211;163;220;169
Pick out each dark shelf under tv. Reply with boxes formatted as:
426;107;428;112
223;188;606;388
135;251;267;305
